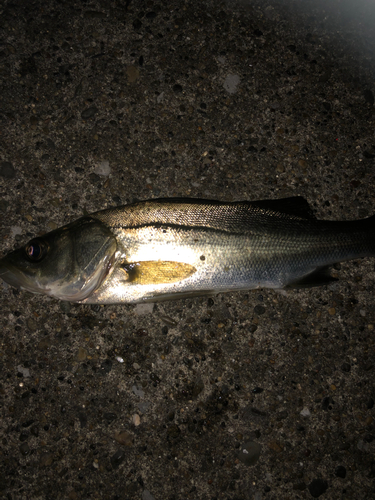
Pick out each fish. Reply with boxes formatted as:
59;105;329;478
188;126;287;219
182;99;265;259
0;197;374;304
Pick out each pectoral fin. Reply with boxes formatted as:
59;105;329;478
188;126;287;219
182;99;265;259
122;261;197;285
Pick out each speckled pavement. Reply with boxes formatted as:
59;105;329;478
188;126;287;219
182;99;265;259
0;1;375;499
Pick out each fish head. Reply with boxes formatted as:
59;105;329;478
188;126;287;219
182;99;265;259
0;217;117;302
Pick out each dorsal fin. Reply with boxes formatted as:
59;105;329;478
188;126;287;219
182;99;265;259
251;197;316;219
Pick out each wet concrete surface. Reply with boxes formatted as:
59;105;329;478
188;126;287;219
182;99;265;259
0;1;375;499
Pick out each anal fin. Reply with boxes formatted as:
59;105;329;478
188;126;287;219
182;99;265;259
286;267;338;289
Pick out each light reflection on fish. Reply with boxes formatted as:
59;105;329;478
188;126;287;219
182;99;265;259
0;197;374;304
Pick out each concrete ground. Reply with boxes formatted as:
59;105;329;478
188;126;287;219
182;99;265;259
0;0;374;499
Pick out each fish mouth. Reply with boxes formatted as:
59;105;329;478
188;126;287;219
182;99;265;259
0;259;46;295
0;249;116;302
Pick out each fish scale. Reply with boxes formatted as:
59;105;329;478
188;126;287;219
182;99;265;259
0;197;374;303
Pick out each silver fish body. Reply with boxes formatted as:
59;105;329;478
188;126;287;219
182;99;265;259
0;197;374;303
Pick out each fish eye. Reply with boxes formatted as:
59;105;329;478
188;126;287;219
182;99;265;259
25;239;48;262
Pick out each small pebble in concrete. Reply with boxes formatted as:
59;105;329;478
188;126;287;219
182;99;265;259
0;161;15;179
95;160;111;177
237;440;261;465
308;478;328;498
223;74;240;94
